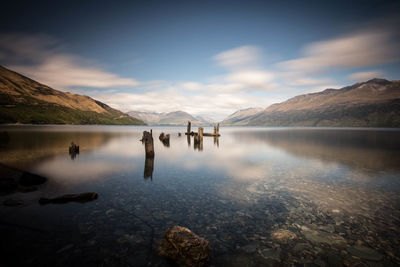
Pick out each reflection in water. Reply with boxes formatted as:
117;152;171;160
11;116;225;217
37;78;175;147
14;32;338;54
193;138;203;151
213;136;219;147
0;126;399;266
144;156;154;180
187;135;191;147
69;142;80;160
231;128;400;172
69;150;79;160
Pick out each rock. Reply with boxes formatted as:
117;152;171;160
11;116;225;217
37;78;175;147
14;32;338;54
39;192;98;205
3;198;24;206
158;225;211;267
258;247;281;261
19;172;47;186
302;229;346;246
347;245;383;261
271;229;297;243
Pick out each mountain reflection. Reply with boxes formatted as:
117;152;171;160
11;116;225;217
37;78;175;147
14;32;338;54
231;129;400;173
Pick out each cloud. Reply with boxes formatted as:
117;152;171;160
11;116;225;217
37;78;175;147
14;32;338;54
0;33;139;89
278;31;400;74
225;70;275;90
212;45;277;91
10;55;139;88
213;45;263;70
347;71;384;82
91;87;281;121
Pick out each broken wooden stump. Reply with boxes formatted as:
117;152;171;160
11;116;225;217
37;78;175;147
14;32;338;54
141;130;155;158
186;121;191;134
39;192;98;205
158;225;211;267
69;142;79;154
194;127;203;151
159;132;170;147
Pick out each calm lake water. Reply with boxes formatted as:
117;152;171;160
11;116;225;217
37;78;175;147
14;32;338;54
0;125;400;266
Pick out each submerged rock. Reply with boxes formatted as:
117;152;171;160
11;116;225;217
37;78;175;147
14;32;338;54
347;245;383;261
271;229;297;243
39;192;98;205
158;225;211;267
302;229;346;246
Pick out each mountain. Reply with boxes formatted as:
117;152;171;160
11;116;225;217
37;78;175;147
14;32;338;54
221;107;264;125
127;110;213;125
0;66;145;125
231;79;400;127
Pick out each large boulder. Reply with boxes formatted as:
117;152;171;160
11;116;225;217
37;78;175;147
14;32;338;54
19;172;47;186
158;226;211;267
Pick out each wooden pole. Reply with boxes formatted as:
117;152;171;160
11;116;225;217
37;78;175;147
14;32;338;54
187;121;191;134
141;130;154;158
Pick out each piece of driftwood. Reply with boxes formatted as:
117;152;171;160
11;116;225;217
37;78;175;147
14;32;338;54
39;192;98;205
159;132;170;147
158;226;211;267
141;130;155;158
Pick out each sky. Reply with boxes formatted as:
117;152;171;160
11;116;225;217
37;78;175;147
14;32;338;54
0;0;399;121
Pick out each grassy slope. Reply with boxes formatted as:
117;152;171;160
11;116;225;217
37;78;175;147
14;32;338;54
0;96;144;125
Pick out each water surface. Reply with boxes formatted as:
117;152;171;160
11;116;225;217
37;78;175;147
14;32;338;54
1;125;399;266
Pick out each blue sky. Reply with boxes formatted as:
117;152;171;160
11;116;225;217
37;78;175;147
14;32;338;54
1;0;399;120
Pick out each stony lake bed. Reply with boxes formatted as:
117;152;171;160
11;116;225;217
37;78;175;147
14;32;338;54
0;125;400;266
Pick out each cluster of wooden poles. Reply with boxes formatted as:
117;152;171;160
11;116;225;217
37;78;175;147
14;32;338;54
140;121;221;179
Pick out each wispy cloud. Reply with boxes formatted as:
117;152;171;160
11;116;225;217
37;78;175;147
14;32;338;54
277;31;400;74
347;71;384;82
0;33;139;89
213;45;263;70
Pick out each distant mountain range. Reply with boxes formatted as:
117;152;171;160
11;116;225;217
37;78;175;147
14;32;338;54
0;66;144;125
221;107;264;126
221;79;400;127
127;110;214;125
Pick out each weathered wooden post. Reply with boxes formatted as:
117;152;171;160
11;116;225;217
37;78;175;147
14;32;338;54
187;121;191;134
194;127;203;151
198;127;203;151
198;127;203;139
216;123;220;136
69;141;80;159
159;132;170;147
141;130;155;158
